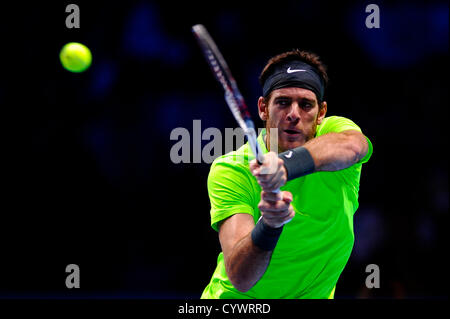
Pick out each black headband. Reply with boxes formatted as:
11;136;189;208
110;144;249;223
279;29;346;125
262;61;325;102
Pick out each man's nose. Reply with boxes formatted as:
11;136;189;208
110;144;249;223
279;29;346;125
286;104;300;122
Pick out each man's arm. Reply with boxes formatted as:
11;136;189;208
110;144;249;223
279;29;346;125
251;130;369;192
218;214;271;293
303;130;369;172
218;191;294;293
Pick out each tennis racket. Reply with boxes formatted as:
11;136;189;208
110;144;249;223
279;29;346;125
191;24;265;163
191;24;280;194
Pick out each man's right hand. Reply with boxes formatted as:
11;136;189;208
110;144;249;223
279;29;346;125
258;190;295;228
249;152;287;192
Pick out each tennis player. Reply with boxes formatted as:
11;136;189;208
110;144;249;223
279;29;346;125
201;49;373;299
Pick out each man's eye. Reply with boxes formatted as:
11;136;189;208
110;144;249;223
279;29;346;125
277;100;290;106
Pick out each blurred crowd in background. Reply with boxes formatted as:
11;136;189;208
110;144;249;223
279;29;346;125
0;0;448;298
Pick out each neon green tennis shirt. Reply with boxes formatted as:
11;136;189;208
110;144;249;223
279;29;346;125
201;116;373;299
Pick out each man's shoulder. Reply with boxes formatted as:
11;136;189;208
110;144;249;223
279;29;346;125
208;143;255;186
319;115;358;127
318;115;373;164
210;142;253;169
317;115;362;136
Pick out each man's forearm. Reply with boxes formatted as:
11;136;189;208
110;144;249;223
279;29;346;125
225;231;273;293
303;131;368;172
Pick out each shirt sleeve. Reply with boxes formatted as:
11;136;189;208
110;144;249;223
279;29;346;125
316;116;373;164
207;160;256;232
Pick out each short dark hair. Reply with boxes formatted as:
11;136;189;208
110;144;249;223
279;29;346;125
259;49;329;104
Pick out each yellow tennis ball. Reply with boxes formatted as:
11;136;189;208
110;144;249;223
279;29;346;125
59;42;92;73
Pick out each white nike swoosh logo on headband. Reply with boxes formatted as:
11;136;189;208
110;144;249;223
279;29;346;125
287;67;307;73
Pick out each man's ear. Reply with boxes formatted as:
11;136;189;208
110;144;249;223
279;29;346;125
317;101;327;125
258;96;268;121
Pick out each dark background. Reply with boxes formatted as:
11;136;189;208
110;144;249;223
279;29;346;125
0;0;447;298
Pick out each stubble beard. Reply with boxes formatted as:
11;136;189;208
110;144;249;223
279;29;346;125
265;117;319;153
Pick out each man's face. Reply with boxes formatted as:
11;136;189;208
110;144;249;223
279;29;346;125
258;87;327;152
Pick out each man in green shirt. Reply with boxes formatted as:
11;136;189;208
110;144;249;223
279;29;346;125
201;49;373;299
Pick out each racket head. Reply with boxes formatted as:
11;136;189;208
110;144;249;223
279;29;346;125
191;24;265;163
192;25;251;125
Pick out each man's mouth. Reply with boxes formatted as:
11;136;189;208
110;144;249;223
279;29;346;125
284;129;301;135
